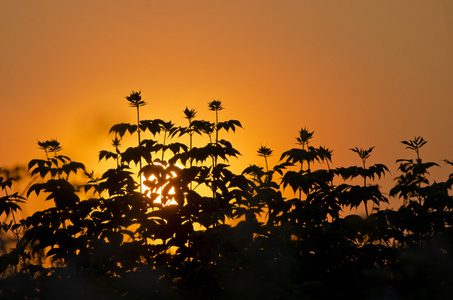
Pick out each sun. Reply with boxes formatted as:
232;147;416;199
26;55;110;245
141;161;182;206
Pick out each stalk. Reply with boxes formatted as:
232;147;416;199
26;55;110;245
137;106;142;193
184;108;197;190
126;91;147;194
351;146;374;218
362;158;369;217
162;130;166;161
208;100;223;199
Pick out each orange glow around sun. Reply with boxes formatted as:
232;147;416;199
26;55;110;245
141;161;182;206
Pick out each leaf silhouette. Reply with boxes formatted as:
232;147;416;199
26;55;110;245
109;123;137;138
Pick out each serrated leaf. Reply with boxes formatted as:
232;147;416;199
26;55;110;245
109;123;137;137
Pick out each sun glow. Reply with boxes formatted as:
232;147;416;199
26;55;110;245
141;161;183;206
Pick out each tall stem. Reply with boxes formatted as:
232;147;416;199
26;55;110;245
215;110;219;144
299;143;305;201
137;106;142;194
162;131;167;161
363;160;369;217
189;122;193;189
214;110;219;167
213;111;219;199
5;190;20;244
416;149;422;204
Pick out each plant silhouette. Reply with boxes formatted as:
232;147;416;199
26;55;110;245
126;90;147;193
1;93;453;299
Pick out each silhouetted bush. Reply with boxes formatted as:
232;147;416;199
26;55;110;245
1;93;453;299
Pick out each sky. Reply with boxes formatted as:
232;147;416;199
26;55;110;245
2;1;453;211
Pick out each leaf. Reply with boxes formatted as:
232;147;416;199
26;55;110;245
27;183;47;197
28;159;49;171
350;146;375;160
242;164;264;177
140;119;166;135
109;123;137;137
121;147;151;165
61;161;86;176
217;120;243;132
191;120;214;134
280;147;324;165
167;142;189;155
140;163;166;179
99;150;118;162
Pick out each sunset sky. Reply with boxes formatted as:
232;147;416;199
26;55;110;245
2;1;453;205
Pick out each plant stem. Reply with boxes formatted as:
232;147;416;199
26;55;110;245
363;160;369;218
137;106;142;194
162;131;166;161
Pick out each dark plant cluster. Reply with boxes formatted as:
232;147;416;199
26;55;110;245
1;92;453;299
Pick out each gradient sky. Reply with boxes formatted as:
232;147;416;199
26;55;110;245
2;1;453;206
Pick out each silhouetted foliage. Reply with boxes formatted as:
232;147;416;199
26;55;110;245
1;94;453;299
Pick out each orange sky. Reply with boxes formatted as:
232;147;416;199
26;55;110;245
2;1;453;206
